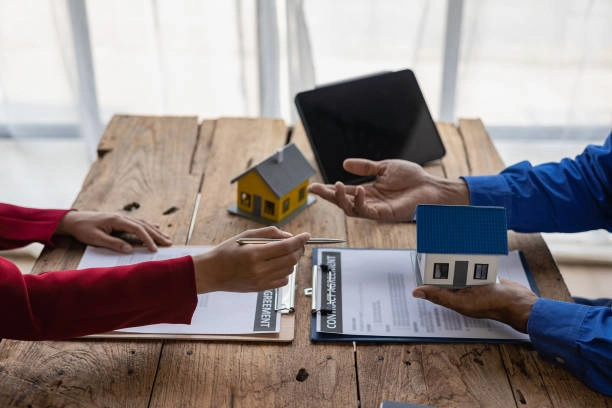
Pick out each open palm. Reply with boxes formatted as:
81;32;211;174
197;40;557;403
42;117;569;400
309;158;469;222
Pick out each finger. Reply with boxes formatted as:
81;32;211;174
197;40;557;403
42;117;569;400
240;226;293;239
308;183;340;203
136;218;171;237
352;185;377;218
135;219;173;246
270;276;290;288
262;247;305;273
334;182;356;215
310;182;361;202
412;285;458;308
257;276;290;291
89;230;134;253
112;218;159;252
343;158;383;177
308;182;328;193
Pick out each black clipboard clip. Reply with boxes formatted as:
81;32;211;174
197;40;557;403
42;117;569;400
304;264;334;314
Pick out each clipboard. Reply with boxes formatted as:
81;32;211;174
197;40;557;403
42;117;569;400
79;246;297;342
306;248;539;343
87;316;296;342
87;271;296;342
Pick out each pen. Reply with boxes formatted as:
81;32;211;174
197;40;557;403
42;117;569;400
236;238;346;245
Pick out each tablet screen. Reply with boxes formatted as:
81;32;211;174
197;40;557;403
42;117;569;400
295;69;445;184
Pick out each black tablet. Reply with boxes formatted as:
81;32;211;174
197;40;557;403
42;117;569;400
295;69;445;184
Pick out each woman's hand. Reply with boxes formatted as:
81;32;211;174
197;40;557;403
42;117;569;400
192;226;310;293
55;211;172;253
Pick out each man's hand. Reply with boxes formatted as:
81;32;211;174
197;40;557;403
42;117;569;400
412;279;539;333
192;226;310;293
308;158;470;222
55;211;172;253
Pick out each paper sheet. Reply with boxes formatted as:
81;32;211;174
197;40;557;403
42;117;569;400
78;246;280;334
314;249;530;341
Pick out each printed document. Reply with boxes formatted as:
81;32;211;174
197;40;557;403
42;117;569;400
78;246;281;334
314;248;531;341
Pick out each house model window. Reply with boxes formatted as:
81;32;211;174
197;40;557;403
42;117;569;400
473;263;489;280
229;143;316;226
264;200;275;216
240;192;251;207
415;204;508;288
433;263;449;279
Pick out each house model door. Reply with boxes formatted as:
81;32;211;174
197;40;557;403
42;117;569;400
253;195;262;217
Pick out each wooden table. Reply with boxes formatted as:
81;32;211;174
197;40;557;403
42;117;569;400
1;116;610;407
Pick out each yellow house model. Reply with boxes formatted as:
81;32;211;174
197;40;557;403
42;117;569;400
228;143;316;225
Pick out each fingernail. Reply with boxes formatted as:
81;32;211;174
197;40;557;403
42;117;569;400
121;244;133;253
413;290;426;299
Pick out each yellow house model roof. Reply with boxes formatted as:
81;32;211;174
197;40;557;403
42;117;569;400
230;143;315;197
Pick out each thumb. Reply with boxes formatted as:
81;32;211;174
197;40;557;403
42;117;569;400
412;285;445;304
343;158;383;177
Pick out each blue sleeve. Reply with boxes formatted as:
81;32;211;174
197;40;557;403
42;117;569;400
463;132;612;232
527;299;612;396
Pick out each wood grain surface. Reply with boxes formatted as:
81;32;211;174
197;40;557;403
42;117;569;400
0;116;609;407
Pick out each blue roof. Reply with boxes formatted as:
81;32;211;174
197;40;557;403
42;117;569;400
416;205;508;255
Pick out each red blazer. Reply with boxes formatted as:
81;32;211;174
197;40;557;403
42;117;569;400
0;203;197;340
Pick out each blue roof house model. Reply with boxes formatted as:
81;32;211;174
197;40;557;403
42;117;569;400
415;204;508;288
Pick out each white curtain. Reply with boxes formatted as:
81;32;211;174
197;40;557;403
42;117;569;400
0;2;83;139
2;0;610;148
299;0;612;134
0;0;261;159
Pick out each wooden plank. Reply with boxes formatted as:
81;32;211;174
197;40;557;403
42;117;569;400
420;344;517;407
0;337;160;408
437;122;470;178
96;114;122;156
458;118;611;406
189;117;289;240
75;115;202;241
148;118;357;407
458;118;506;174
0;115;202;407
190;119;216;177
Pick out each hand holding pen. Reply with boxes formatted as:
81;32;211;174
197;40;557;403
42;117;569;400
191;226;311;293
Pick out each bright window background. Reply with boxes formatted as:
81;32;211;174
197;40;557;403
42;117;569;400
457;0;612;132
1;0;612;263
2;1;610;136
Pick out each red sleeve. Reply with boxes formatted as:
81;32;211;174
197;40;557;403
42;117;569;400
0;255;198;340
0;203;71;249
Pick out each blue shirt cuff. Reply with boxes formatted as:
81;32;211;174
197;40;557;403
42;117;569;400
462;175;516;224
462;175;510;206
527;298;589;372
